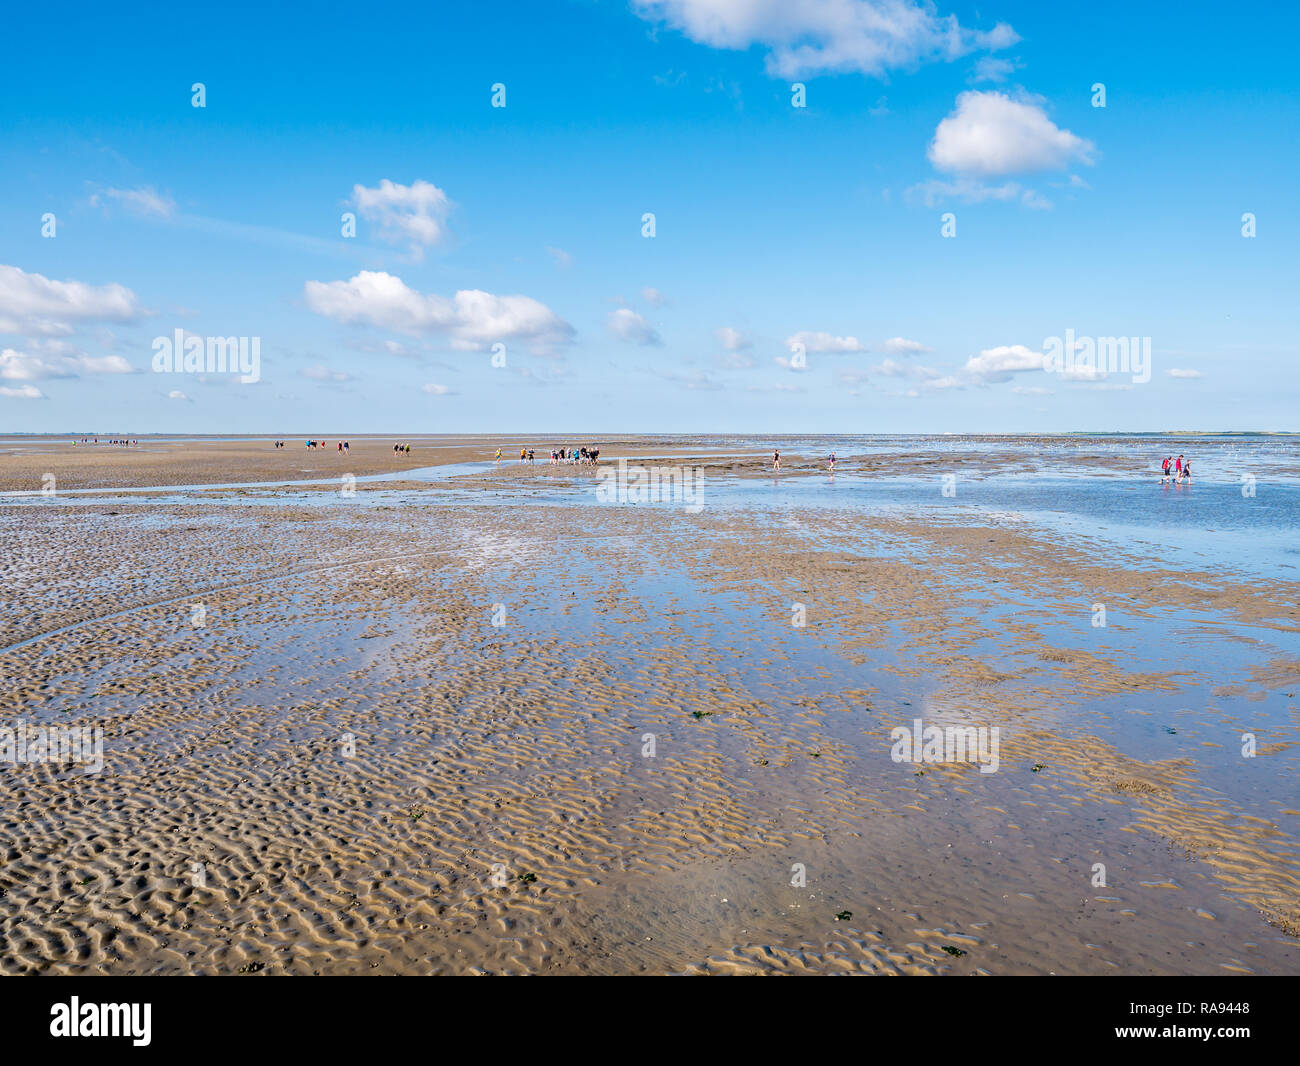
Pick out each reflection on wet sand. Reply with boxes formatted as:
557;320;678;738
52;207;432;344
0;435;1296;973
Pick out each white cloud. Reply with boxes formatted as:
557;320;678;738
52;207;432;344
302;364;351;382
351;179;452;257
0;264;141;336
928;91;1094;176
864;358;942;380
304;271;574;353
922;375;964;390
773;355;809;371
632;0;1018;79
1167;368;1203;379
0;345;133;381
546;246;573;268
167;389;190;401
642;286;668;306
969;56;1019;83
607;308;661;345
957;342;1107;386
422;383;452;395
0;384;43;399
880;336;932;354
1019;188;1053;210
907;176;1052;208
90;185;177;219
962;343;1046;381
714;326;752;350
786;330;865;353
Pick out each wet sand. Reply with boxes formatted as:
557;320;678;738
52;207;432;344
1;437;1297;974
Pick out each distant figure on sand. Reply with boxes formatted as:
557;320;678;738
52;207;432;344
772;450;781;471
828;452;836;472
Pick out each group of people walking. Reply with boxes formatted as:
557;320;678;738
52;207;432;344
1160;454;1193;483
549;446;598;465
499;446;599;465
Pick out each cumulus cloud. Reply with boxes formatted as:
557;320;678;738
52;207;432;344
928;91;1094;176
0;264;141;336
0;384;43;399
642;286;668;306
607;308;661;345
351;179;453;257
962;343;1047;381
422;383;452;395
0;345;133;381
785;330;865;353
714;326;752;350
167;389;190;401
304;271;575;353
632;0;1017;79
956;342;1108;386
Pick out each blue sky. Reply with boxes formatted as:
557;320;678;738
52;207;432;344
1;0;1296;433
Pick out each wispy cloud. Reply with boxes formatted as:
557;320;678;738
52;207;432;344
89;184;177;219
